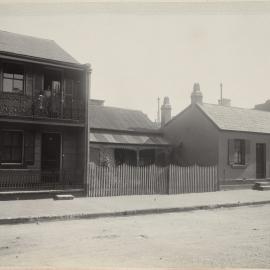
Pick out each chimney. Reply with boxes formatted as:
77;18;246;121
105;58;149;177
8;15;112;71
191;83;203;104
218;83;231;106
161;96;172;127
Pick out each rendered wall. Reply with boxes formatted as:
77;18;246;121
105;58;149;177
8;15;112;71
218;131;270;181
163;104;219;166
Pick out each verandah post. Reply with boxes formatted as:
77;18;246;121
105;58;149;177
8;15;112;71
84;63;91;197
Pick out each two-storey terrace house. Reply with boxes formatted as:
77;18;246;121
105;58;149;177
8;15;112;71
0;30;90;195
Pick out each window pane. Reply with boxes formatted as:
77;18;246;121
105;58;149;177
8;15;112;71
2;147;11;161
3;78;13;92
3;134;12;146
3;63;24;93
3;73;13;78
14;74;23;79
13;80;23;92
233;139;245;165
11;147;22;163
12;133;22;146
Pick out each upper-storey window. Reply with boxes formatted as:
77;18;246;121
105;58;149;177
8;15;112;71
3;63;24;93
44;69;61;95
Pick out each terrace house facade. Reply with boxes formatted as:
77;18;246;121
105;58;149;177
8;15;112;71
0;30;90;193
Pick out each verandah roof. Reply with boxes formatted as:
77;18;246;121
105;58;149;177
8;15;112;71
90;132;169;146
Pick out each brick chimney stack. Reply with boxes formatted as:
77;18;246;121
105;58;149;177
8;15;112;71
191;83;203;104
161;96;172;127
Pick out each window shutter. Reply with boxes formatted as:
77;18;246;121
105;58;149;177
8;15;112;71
245;140;251;165
24;131;35;166
228;139;235;165
63;78;73;119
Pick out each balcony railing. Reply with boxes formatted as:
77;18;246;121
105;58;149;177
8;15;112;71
0;92;84;122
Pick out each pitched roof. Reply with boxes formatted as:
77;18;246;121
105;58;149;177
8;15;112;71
197;103;270;134
89;104;158;132
0;30;79;64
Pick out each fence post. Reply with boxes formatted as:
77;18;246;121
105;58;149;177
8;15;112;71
216;166;220;191
167;165;170;194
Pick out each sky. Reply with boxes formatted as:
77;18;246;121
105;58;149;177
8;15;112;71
1;1;270;121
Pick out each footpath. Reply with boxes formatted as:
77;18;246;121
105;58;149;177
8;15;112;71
0;189;270;225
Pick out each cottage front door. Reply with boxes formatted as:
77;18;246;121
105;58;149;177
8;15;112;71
41;133;61;183
256;143;266;179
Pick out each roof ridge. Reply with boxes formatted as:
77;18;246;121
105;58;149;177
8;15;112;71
0;29;54;42
90;104;146;114
201;102;265;112
201;102;270;113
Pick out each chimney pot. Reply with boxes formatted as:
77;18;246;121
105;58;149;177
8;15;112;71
191;83;203;104
161;96;172;126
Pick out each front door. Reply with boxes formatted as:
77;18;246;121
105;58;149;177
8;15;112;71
41;133;61;183
256;143;266;179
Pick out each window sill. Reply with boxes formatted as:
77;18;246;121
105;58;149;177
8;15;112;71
230;164;247;169
0;163;25;169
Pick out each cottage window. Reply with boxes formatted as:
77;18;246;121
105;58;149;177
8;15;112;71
1;131;23;164
3;63;24;93
233;139;245;164
228;139;250;166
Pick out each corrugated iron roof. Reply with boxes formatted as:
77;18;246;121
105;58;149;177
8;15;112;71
0;30;79;64
198;103;270;134
89;104;158;132
90;132;169;146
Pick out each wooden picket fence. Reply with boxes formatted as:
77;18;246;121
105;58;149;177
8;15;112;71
87;164;218;197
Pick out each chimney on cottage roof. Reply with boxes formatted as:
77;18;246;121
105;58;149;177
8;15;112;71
191;83;203;105
161;96;172;127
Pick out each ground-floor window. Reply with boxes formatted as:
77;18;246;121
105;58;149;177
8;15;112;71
1;131;23;164
115;149;137;166
139;149;155;166
234;139;245;164
0;130;35;166
228;139;249;166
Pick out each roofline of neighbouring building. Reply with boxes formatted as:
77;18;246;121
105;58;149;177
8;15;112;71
163;102;270;136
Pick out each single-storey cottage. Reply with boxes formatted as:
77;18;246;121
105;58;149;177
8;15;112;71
89;99;170;166
163;83;270;187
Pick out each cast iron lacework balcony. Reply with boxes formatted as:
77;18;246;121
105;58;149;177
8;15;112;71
0;92;85;122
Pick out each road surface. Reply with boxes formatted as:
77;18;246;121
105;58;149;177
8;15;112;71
0;204;270;268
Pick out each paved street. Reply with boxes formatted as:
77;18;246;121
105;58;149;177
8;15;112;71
1;205;270;268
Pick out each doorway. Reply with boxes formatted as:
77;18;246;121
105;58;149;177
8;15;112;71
41;133;61;183
256;143;266;179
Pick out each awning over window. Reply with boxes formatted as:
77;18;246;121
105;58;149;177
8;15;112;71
90;132;169;146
